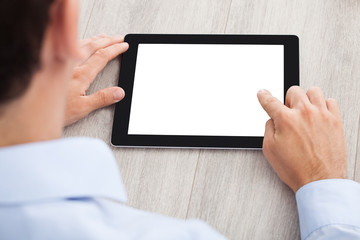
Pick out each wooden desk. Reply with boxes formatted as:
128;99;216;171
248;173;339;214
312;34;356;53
64;1;360;239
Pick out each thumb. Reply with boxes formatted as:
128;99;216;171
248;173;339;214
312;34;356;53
264;119;275;139
263;119;276;152
86;87;125;112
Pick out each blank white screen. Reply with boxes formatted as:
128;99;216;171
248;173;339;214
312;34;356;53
128;44;284;136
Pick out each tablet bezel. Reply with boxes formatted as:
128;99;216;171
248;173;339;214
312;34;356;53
111;34;299;149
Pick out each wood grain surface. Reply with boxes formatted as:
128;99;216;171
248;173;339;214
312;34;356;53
64;0;360;239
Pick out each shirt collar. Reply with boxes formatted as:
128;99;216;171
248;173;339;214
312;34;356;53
0;137;127;204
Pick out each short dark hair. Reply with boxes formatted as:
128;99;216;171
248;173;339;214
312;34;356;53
0;0;55;103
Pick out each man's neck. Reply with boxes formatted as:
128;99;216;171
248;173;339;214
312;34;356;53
0;64;70;147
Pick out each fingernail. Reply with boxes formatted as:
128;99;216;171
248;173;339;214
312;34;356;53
258;89;269;94
114;88;125;101
115;35;124;41
98;33;107;38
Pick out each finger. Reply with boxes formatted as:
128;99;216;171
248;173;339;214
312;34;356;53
81;42;129;87
82;35;125;59
85;87;125;113
306;87;327;110
285;86;311;109
326;98;341;117
257;89;288;119
80;34;107;47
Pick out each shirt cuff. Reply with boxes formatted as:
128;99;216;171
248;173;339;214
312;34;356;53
295;179;360;240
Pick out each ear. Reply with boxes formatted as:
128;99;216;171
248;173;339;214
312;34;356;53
50;0;82;60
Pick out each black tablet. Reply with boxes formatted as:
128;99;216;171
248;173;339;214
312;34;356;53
111;34;299;149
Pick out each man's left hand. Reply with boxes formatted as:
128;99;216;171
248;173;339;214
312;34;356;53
65;34;129;126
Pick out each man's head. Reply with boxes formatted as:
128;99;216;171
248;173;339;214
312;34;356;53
0;0;81;104
0;0;82;145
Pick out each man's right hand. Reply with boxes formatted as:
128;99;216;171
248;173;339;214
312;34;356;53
257;86;347;193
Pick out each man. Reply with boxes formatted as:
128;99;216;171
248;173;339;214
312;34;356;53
0;0;359;239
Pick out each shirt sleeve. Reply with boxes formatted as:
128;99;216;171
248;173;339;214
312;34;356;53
296;179;360;240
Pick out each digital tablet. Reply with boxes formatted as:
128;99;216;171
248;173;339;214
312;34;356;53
111;34;299;149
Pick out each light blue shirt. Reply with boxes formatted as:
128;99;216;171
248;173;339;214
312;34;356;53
0;137;359;239
296;179;360;239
